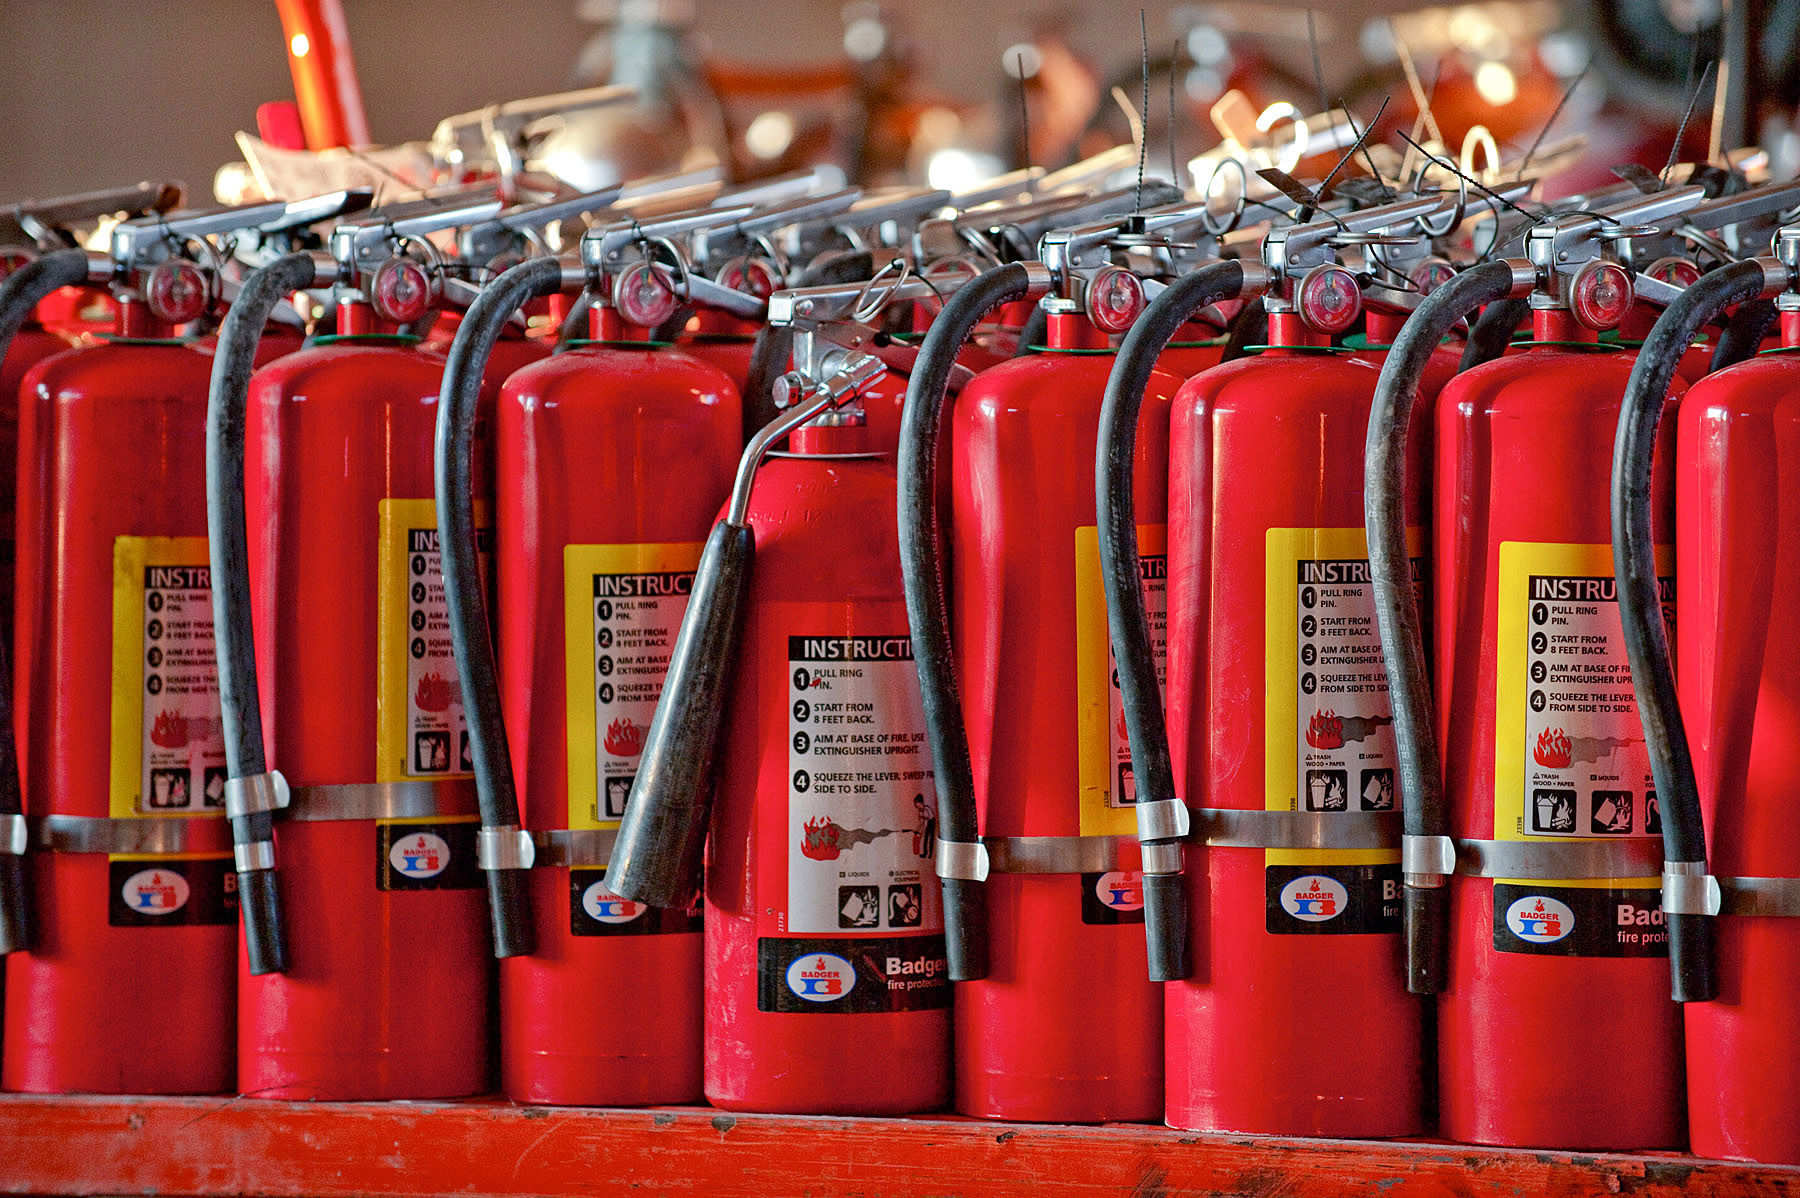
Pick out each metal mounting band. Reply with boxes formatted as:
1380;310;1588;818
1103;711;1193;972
1192;808;1400;851
1403;833;1457;880
982;834;1124;875
235;840;276;873
1140;840;1183;876
530;828;619;869
223;770;290;820
936;839;991;882
1662;863;1723;916
30;813;233;857
1136;798;1192;843
1455;837;1664;880
1718;876;1800;917
285;779;478;823
476;825;537;871
0;813;25;856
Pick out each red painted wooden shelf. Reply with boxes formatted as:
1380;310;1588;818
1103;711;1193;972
2;1094;1798;1196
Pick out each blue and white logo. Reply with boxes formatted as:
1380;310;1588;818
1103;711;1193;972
786;952;856;1002
388;831;450;878
121;868;189;915
1507;894;1574;943
581;880;645;925
1094;870;1145;912
1279;875;1347;922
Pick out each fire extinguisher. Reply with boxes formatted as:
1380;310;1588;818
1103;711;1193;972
607;334;951;1115
1096;190;1461;1136
1610;215;1800;1164
1;183;184;638
1362;181;1732;1149
206;188;531;1100
0;192;365;1095
431;191;845;1107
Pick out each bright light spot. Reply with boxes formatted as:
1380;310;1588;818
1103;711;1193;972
927;148;1002;192
1185;25;1228;66
844;17;887;62
1184;66;1223;102
289;32;310;58
1002;43;1042;79
1474;60;1518;107
744;111;795;160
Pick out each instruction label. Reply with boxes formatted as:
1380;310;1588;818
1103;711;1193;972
376;499;488;783
1075;524;1166;837
1261;528;1420;935
760;618;948;1014
1492;542;1669;957
563;543;701;831
108;537;229;818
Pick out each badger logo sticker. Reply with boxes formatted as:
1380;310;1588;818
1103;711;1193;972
1507;894;1574;944
786;953;856;1002
388;831;450;879
1094;871;1145;913
1280;875;1348;922
120;868;190;915
580;880;646;925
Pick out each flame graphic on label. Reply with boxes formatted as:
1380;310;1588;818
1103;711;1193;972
414;672;454;713
1306;710;1345;749
800;817;899;861
1535;728;1574;768
150;711;190;749
604;718;644;757
1305;710;1392;750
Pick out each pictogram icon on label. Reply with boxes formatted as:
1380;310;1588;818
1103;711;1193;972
376;499;488;782
564;543;701;831
109;537;228;819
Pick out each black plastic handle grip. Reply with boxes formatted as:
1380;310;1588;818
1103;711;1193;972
607;520;755;907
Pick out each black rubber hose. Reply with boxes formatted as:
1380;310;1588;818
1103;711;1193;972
607;519;755;907
741;250;876;444
0;637;26;955
0;253;93;954
206;251;319;977
1366;260;1521;996
1613;259;1770;1004
898;262;1035;982
436;255;565;959
1222;295;1266;362
1012;304;1047;358
1711;297;1777;372
1460;296;1529;371
1098;261;1248;983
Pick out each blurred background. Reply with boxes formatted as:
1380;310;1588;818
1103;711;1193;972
4;0;1798;203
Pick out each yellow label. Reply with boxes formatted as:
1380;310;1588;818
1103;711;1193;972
1493;541;1670;887
108;536;227;820
1074;523;1166;838
564;542;702;831
376;499;486;783
1263;527;1420;866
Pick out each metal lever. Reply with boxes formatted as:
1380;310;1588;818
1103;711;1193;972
14;181;181;245
581;202;760;272
111;191;377;268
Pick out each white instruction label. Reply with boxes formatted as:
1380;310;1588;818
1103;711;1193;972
784;633;942;937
